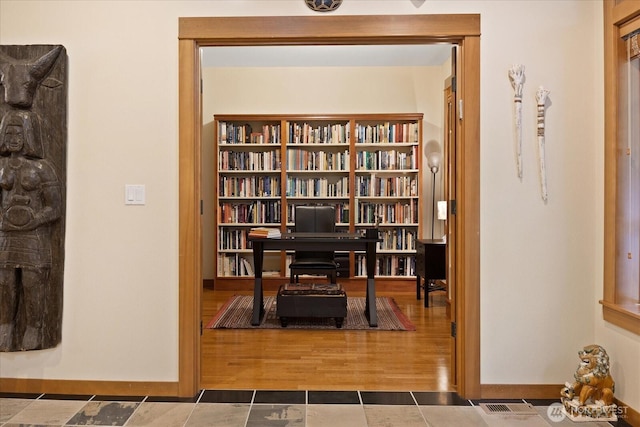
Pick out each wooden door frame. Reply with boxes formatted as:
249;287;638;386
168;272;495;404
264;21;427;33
443;73;457;386
177;14;481;398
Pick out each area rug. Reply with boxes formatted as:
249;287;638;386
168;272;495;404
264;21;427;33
206;295;416;331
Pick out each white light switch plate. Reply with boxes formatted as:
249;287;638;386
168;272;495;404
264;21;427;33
125;184;145;205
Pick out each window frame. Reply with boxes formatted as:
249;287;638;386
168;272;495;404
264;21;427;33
602;0;640;334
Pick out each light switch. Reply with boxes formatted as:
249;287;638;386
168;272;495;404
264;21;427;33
125;184;145;205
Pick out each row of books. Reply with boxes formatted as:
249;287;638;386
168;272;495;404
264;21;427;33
218;195;418;221
217;148;417;172
219;122;281;144
217;200;417;225
355;254;416;277
218;149;281;171
218;228;251;250
377;228;417;251
356;147;418;171
355;200;419;224
288;122;349;144
220;227;415;252
219;121;419;146
218;253;416;277
218;226;282;251
218;201;281;224
355;122;420;144
285;176;350;198
218;176;281;198
218;254;255;277
286;149;350;171
356;175;418;197
219;201;357;225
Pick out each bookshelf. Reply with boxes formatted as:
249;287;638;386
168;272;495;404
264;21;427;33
214;114;423;282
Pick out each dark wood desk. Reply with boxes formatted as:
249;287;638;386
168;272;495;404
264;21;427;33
416;239;446;307
250;232;380;326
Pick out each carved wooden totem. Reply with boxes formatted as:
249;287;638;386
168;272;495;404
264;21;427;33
0;45;67;351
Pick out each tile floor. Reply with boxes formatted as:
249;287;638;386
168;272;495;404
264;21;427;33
0;390;633;427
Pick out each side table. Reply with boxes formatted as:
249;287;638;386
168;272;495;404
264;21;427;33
416;239;446;307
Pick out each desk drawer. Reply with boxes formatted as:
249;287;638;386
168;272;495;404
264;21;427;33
335;256;350;277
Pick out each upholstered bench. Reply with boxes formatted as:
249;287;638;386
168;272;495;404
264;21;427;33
276;283;347;328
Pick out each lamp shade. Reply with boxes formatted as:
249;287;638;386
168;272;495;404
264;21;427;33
426;151;442;173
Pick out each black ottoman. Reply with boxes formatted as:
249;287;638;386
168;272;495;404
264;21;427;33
276;283;347;328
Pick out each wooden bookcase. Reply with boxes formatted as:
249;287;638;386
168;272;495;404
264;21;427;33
214;113;423;284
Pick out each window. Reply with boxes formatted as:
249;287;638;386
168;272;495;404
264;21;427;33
617;31;640;305
602;1;640;334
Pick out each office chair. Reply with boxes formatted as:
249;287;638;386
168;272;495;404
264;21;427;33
289;205;338;283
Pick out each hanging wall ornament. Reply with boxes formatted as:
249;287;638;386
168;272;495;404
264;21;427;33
536;86;550;202
0;45;67;351
508;64;525;179
305;0;343;12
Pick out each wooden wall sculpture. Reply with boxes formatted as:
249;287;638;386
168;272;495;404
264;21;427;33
0;45;67;351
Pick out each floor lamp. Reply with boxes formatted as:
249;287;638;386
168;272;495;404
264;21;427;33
426;152;441;240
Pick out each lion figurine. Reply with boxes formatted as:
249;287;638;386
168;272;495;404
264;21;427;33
561;344;615;407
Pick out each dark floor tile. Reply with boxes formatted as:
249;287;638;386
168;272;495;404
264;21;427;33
253;390;306;404
412;391;470;406
524;398;560;406
308;390;360;404
40;393;93;401
0;392;41;399
611;417;633;427
360;391;415;405
199;389;255;403
145;394;201;403
92;395;145;402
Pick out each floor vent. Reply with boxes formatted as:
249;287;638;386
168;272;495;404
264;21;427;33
479;403;538;415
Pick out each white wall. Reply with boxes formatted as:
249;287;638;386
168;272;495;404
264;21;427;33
1;0;637;411
202;65;448;278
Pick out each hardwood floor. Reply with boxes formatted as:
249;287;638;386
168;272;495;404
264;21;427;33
200;287;453;391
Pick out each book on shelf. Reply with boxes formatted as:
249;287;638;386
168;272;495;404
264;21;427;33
241;258;254;276
248;227;281;239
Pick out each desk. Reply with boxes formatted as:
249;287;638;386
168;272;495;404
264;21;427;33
416;239;446;307
250;232;380;326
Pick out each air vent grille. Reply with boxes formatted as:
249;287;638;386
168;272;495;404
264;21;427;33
479;403;538;415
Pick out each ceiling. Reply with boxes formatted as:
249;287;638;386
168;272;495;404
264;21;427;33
201;44;453;68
